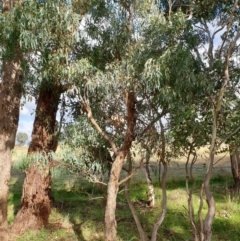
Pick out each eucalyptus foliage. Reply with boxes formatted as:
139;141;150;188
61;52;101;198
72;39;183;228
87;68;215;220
59;117;112;182
15;151;55;172
57;1;210;188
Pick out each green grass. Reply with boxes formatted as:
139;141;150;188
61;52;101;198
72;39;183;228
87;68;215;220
9;148;240;241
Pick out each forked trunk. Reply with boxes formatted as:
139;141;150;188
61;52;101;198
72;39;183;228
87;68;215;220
12;83;63;234
199;126;216;241
185;147;198;241
0;34;23;241
229;144;240;190
103;91;136;241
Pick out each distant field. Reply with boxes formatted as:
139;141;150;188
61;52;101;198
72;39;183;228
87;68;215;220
12;145;232;180
12;146;28;162
132;146;231;182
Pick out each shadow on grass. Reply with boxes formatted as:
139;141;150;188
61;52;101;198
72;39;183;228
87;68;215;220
9;165;25;216
10;162;239;241
52;186;106;241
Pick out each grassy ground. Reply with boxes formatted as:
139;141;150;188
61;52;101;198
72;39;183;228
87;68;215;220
9;147;240;241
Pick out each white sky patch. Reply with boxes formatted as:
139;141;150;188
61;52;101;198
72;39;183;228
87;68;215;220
17;120;34;142
194;21;226;61
19;106;29;116
17;95;69;142
17;99;36;140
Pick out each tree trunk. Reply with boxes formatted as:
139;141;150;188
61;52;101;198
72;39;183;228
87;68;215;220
10;165;51;234
0;0;23;236
28;84;63;154
145;148;155;207
151;119;167;241
229;144;240;190
125;154;148;241
104;90;136;241
185;147;199;241
151;160;167;241
11;83;63;235
105;152;126;241
199;120;216;241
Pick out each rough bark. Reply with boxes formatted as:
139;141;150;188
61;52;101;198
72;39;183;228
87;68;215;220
229;144;240;190
0;1;23;236
11;83;63;235
28;84;63;154
10;165;51;234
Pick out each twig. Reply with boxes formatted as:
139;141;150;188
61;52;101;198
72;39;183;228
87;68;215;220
213;153;227;166
118;160;144;186
217;125;240;149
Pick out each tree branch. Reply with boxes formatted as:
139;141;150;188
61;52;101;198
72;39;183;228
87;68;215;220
83;100;118;155
118;160;143;186
217;125;240;149
219;0;239;57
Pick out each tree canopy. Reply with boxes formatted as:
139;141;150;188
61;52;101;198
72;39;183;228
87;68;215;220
1;0;240;240
16;132;28;146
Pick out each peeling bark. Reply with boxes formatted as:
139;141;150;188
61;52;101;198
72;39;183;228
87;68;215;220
10;165;51;234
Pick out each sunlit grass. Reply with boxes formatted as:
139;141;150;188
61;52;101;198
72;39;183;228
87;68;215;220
9;147;240;241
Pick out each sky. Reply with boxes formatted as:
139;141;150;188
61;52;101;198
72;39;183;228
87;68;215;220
17;98;62;143
17;100;36;142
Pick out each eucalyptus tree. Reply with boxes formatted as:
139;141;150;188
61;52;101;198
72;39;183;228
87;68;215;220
0;1;23;240
16;132;28;146
9;0;87;234
164;1;240;240
62;1;205;240
195;2;240;240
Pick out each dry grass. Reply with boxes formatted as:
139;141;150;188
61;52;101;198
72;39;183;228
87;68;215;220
12;146;28;162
